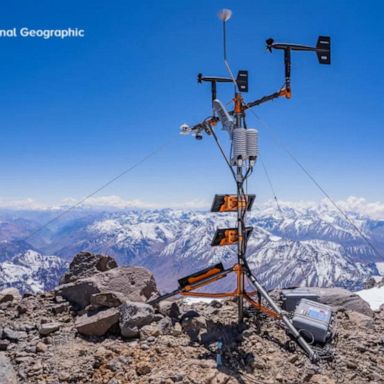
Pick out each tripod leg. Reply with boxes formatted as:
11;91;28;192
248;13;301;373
244;267;319;362
255;291;262;333
238;271;244;323
234;263;245;323
147;288;180;306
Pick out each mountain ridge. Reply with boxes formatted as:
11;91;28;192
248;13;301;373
0;201;383;293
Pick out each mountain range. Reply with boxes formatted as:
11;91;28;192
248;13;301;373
0;199;383;293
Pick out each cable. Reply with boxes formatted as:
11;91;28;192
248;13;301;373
222;20;239;93
260;159;283;216
23;138;173;242
209;125;237;182
248;108;383;260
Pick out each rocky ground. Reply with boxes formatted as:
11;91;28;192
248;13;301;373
0;252;384;384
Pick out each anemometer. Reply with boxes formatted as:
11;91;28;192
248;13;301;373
150;9;331;363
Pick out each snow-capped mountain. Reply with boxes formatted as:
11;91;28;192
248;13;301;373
0;200;383;293
252;203;383;262
83;209;379;291
0;241;68;293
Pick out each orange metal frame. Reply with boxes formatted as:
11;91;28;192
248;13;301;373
179;263;280;319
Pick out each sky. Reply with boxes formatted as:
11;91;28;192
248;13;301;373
0;0;383;209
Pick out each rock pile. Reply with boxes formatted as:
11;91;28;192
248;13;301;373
0;252;383;384
59;251;118;284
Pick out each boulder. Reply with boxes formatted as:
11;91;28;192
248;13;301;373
90;291;125;308
56;281;99;309
119;301;155;338
75;308;120;337
0;288;21;304
306;287;374;317
346;311;374;328
0;353;17;384
88;267;160;302
60;251;117;284
57;266;159;309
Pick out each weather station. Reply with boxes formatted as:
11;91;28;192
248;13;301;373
150;9;332;363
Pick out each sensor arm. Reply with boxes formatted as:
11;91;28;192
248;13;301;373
184;87;291;139
243;87;290;111
186;88;288;136
198;74;233;105
284;48;291;96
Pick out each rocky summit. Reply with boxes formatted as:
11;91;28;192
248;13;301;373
0;252;383;384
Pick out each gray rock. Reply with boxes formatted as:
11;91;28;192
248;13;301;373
51;303;69;315
347;311;374;328
377;304;384;320
364;277;376;289
60;251;118;284
0;288;21;304
180;310;207;342
140;324;160;340
56;281;100;309
90;292;125;308
75;308;120;336
136;362;151;376
16;297;36;315
158;300;180;319
158;316;173;335
36;342;48;353
38;322;61;336
16;303;29;315
0;352;17;384
24;345;36;354
172;322;183;337
306;288;374;317
119;301;155;338
57;266;159;309
210;300;223;309
89;267;159;302
0;340;10;351
3;327;28;341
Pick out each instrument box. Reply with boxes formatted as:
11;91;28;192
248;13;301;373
292;299;333;343
281;288;320;312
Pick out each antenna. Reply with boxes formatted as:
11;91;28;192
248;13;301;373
218;8;239;92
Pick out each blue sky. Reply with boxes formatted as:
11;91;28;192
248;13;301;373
0;0;383;208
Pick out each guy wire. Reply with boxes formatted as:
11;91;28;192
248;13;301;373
248;108;383;259
23;138;174;243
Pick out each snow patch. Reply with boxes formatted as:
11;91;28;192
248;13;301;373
356;286;384;311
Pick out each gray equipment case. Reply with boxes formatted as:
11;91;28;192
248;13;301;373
292;299;333;343
281;288;320;312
